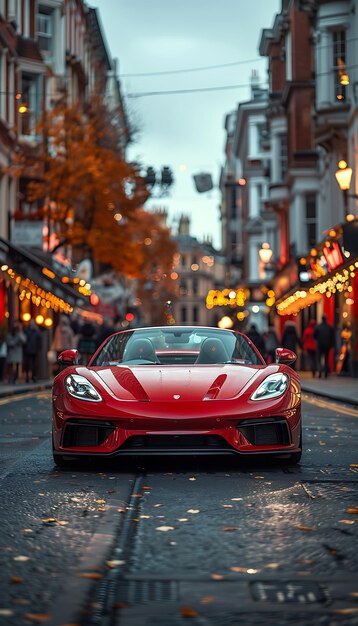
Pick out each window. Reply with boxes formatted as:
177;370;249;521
181;306;187;323
230;187;236;218
179;279;187;296
193;306;198;323
332;30;347;102
305;193;317;247
37;7;53;55
192;278;198;295
20;73;41;135
278;134;288;181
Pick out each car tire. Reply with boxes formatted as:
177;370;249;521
286;427;302;465
52;434;71;467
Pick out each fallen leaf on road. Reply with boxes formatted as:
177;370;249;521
95;499;106;504
97;508;107;512
223;527;238;531
346;507;358;514
131;494;143;498
178;518;189;522
13;556;30;561
338;519;355;524
200;596;215;604
153;504;162;507
231;498;243;501
140;515;152;519
349;464;358;467
180;606;199;618
9;576;23;584
187;509;200;514
264;563;281;570
142;486;152;489
188;477;197;481
0;610;14;617
21;529;33;533
222;505;233;508
210;574;224;580
156;525;176;531
76;572;103;580
295;525;316;531
41;518;58;524
334;608;358;614
106;560;125;568
24;614;52;622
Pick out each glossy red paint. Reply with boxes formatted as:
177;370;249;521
52;326;302;466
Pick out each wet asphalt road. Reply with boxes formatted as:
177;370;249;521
0;390;357;626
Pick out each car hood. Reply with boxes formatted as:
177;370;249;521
91;365;261;402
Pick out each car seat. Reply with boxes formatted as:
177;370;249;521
195;338;229;364
123;338;159;362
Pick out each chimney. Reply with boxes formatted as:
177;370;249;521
178;215;190;236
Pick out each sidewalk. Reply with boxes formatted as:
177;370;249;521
299;371;358;407
0;372;357;407
0;379;53;398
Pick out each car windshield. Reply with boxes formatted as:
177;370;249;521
91;327;263;366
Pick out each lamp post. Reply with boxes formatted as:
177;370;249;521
335;160;354;221
258;242;273;265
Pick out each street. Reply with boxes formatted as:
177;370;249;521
0;391;357;626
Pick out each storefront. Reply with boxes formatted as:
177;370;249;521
274;220;358;376
0;236;88;377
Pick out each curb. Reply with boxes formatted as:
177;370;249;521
0;381;53;398
300;383;358;408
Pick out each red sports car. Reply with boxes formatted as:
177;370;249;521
52;326;302;466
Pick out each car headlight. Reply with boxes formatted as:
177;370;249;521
250;373;289;401
65;374;102;402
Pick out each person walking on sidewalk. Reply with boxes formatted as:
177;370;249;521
302;319;318;377
314;315;335;378
24;320;41;382
282;321;302;369
6;321;26;384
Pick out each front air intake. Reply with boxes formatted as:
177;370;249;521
62;420;115;447
237;418;290;446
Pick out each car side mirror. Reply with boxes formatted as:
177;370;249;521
58;349;79;365
275;347;297;366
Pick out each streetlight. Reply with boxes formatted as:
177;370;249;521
258;242;273;265
335;160;354;221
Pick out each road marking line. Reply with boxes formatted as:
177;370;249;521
0;390;51;406
302;393;358;417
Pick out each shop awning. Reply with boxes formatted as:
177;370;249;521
0;236;88;313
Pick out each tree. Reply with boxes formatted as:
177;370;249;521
18;97;168;276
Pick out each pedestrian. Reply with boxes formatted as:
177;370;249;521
246;323;266;356
24;319;41;382
314;315;335;378
282;321;302;369
77;320;98;365
264;326;279;364
0;319;8;382
51;316;76;359
302;319;317;377
6;321;27;384
95;317;114;349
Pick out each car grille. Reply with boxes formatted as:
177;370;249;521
62;420;115;447
121;434;231;451
237;418;291;446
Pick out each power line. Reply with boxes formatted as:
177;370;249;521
127;82;268;99
120;57;265;78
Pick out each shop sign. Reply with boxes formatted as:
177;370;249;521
206;288;250;309
13;221;43;247
323;242;344;272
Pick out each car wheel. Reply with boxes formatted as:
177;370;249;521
286;427;302;465
52;433;72;467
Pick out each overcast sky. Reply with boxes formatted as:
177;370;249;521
94;0;281;248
